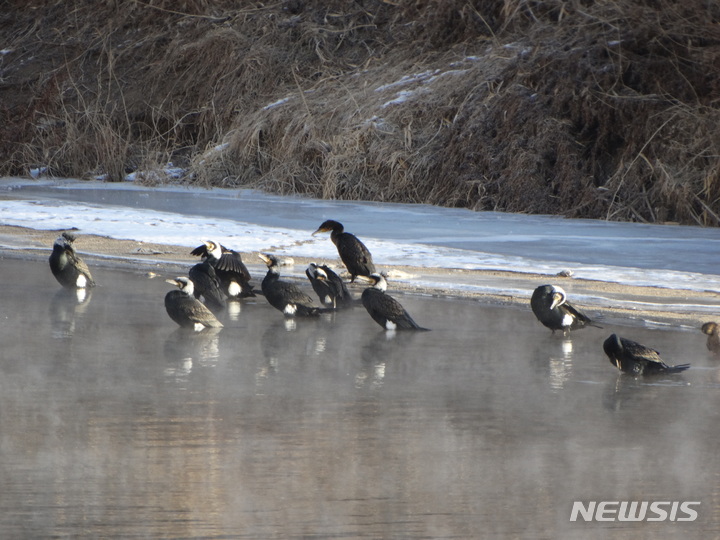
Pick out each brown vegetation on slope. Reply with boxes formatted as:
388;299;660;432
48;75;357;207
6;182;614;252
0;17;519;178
1;1;719;225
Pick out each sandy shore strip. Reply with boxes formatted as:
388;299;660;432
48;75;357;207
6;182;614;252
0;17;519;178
0;224;717;330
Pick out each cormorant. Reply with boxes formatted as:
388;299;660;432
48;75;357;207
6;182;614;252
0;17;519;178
49;232;96;289
259;253;322;317
312;220;376;282
602;334;689;375
701;322;720;355
305;263;353;309
360;273;428;331
188;260;226;312
165;277;224;330
190;240;255;298
530;284;600;335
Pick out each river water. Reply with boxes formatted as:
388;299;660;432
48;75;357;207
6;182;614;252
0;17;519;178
0;257;718;538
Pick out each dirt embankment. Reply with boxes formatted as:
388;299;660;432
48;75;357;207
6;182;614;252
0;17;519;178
1;1;719;225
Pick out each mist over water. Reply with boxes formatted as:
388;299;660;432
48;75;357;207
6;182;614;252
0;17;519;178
1;258;718;538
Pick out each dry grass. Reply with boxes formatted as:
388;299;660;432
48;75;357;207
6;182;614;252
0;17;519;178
1;0;718;224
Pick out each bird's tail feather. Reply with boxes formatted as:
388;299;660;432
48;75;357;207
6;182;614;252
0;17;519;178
665;363;690;373
397;318;430;331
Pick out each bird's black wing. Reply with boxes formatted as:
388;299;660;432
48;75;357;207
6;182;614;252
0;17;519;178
338;233;376;277
216;251;251;281
561;301;600;329
67;249;96;287
319;265;353;306
190;244;209;257
167;291;223;328
189;263;225;308
306;270;333;305
279;281;316;305
620;337;664;364
363;289;424;330
265;280;315;306
620;337;689;373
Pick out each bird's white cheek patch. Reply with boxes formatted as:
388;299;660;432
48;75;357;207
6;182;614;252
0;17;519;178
76;275;88;288
284;304;298;315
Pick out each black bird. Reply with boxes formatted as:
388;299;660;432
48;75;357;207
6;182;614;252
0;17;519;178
701;322;720;355
312;220;376;282
530;284;600;335
190;240;255;298
603;334;690;375
259;253;322;317
165;277;224;330
305;263;353;309
49;232;96;290
188;260;226;312
360;273;428;331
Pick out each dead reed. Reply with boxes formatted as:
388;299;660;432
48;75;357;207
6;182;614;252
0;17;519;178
1;0;718;224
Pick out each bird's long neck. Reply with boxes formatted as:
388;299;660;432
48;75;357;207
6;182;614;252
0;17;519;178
330;229;343;246
52;243;70;266
263;266;280;284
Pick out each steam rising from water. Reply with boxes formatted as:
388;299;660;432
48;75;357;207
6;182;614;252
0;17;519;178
0;258;717;537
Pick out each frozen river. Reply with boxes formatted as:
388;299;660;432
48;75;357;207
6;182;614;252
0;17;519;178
1;177;719;292
0;258;718;538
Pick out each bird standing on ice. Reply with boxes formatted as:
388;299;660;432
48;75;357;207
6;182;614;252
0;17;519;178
312;220;376;282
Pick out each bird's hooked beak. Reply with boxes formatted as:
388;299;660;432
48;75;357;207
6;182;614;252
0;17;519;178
258;253;272;265
549;291;565;310
356;274;384;290
311;226;329;236
165;278;180;287
314;266;328;280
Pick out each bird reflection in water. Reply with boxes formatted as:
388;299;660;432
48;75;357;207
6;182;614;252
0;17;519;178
49;287;93;339
531;336;575;392
355;333;407;390
256;319;301;385
547;338;574;392
163;328;222;382
164;357;194;383
283;318;297;332
601;374;662;412
354;359;386;390
226;300;243;321
312;336;327;355
602;371;690;412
